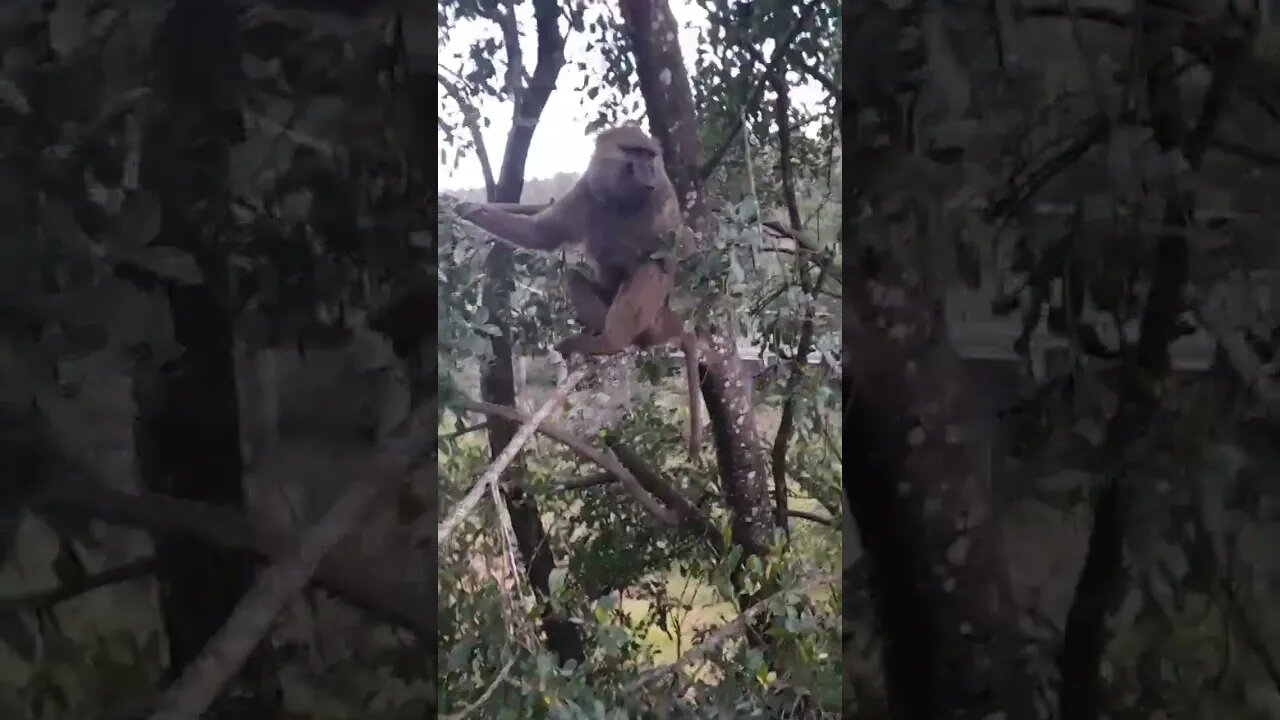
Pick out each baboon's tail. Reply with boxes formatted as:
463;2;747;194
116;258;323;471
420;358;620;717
683;332;701;460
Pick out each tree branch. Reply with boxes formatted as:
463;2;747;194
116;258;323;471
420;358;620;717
488;0;524;103
629;572;835;691
150;410;435;720
0;558;157;613
459;399;681;527
987;115;1110;222
607;438;723;553
35;484;435;639
440;420;490;443
1220;578;1280;696
1209;138;1280;168
787;51;838;97
1057;13;1251;717
438;71;497;198
698;0;826;181
787;509;835;526
761;219;821;254
492;0;565;199
440;366;594;544
558;472;617;491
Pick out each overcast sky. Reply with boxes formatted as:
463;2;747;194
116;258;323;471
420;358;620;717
437;2;828;193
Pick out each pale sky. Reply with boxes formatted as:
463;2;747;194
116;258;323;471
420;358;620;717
437;2;830;193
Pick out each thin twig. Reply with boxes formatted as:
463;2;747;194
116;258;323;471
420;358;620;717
786;51;838;96
0;558;157;613
440;657;517;720
440;420;490;443
35;483;435;637
787;509;835;527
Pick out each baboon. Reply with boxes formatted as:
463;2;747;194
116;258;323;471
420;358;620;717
457;125;703;458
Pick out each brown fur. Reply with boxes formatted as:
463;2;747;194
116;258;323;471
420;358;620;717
458;125;702;458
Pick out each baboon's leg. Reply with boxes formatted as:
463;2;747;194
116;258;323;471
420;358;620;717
558;263;673;358
644;307;702;458
600;262;670;350
557;269;620;357
637;304;683;347
565;268;612;334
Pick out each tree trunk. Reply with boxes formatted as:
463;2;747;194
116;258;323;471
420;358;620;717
844;2;1032;716
134;1;273;705
845;258;1031;718
476;0;585;667
619;0;774;564
1056;11;1249;718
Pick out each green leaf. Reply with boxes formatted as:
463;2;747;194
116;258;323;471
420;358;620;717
549;567;567;596
117;191;162;247
730;540;745;564
990;293;1020;316
0;77;30;115
41;201;104;259
55;277;170;350
53;540;88;586
126;246;204;285
49;1;88;57
445;640;473;673
0;612;36;662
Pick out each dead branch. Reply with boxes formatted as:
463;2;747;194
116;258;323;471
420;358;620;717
440;420;491;443
787;509;836;527
148;409;435;720
439;366;594;546
460;397;682;528
440;656;517;720
761;219;819;253
35;484;435;638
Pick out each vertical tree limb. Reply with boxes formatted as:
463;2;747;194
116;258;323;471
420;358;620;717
1056;8;1251;718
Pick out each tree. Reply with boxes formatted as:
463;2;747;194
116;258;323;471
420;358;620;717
0;1;437;716
842;1;1280;718
437;0;842;716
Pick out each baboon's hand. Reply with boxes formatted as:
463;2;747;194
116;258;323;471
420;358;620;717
555;335;588;359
